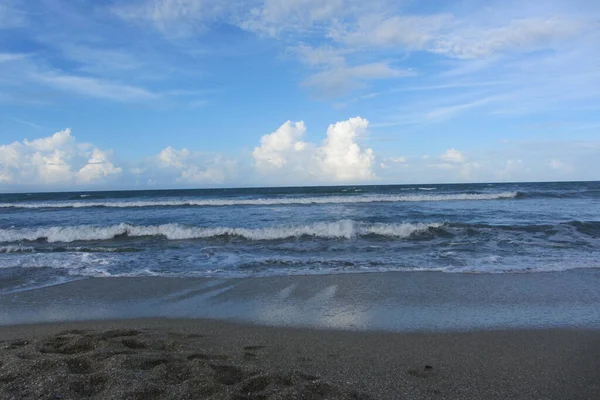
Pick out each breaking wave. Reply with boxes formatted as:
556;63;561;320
0;192;518;209
0;245;138;254
0;220;442;243
0;246;35;254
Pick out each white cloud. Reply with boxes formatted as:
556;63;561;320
139;146;237;184
303;62;413;98
112;0;226;35
240;0;344;37
497;159;527;181
77;149;123;184
0;130;234;189
105;0;600;104
0;129;122;186
253;116;375;182
440;148;466;163
329;12;588;60
2;127;599;189
0;53;27;63
332;13;451;49
157;146;191;169
549;159;573;172
319;117;374;181
253;121;309;169
292;42;414;98
293;44;345;67
431;17;587;59
426;148;481;180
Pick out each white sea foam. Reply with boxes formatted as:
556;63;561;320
0;220;443;243
0;192;518;209
0;246;35;253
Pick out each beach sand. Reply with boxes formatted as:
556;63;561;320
1;318;599;400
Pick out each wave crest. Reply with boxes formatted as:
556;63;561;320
0;192;518;209
0;220;442;243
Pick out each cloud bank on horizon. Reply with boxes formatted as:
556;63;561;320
0;0;599;190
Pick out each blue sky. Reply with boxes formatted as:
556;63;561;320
1;0;599;191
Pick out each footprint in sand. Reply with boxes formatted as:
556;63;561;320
243;345;266;351
187;352;229;361
38;334;95;355
408;365;435;378
209;363;245;385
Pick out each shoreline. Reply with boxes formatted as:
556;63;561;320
2;270;600;330
2;270;600;398
1;318;599;399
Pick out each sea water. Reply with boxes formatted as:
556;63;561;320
1;181;599;294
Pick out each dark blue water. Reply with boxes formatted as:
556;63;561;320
1;181;599;294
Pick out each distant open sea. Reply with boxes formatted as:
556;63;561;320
1;181;599;294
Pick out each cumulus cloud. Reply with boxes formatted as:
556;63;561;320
0;129;235;189
549;159;573;172
319;117;374;180
253;116;375;182
253;121;309;169
440;148;466;163
135;146;237;185
0;129;122;186
77;149;123;183
426;148;480;180
2;127;599;190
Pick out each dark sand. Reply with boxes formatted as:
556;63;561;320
1;318;599;400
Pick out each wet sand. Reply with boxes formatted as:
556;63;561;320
1;318;599;399
3;270;600;330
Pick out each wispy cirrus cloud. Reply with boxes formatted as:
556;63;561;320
302;62;414;98
111;0;229;36
31;71;158;102
430;17;589;59
1;0;599;185
58;45;144;74
330;13;452;49
0;53;28;63
0;0;27;29
88;0;600;105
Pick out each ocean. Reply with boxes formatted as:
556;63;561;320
1;181;599;295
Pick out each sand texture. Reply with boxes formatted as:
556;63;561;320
1;319;599;399
0;326;369;400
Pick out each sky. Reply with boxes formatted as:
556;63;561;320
0;0;599;191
